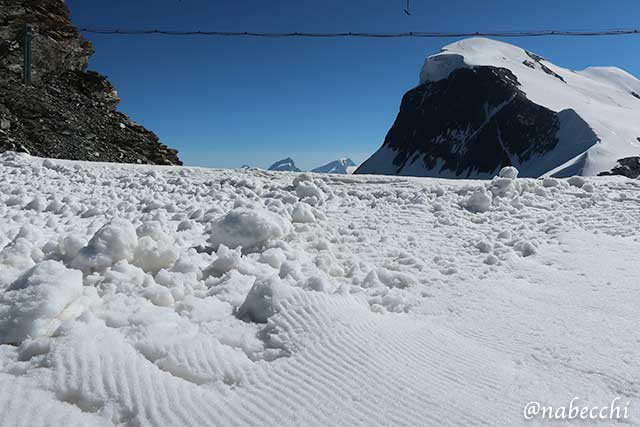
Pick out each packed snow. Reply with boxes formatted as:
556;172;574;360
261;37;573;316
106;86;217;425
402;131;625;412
418;37;640;176
1;151;639;426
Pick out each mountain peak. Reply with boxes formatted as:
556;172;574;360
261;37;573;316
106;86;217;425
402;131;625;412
358;37;640;178
268;158;301;172
312;158;357;174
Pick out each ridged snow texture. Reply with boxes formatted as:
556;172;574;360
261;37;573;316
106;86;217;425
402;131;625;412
1;152;639;426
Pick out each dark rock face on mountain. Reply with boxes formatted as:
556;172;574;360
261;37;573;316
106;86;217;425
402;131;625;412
598;157;640;179
0;0;181;165
357;67;585;178
357;38;640;178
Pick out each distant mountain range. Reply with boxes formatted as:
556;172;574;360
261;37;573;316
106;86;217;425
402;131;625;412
267;158;301;172
263;157;357;174
312;158;357;174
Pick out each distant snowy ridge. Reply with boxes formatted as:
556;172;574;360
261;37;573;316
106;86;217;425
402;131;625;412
268;157;301;172
357;37;640;178
311;157;357;174
266;157;358;174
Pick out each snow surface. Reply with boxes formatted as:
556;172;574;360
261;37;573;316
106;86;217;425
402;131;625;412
1;151;640;426
416;37;640;176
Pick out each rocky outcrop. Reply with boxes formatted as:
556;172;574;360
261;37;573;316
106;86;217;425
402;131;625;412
0;0;181;165
357;67;568;178
598;157;640;179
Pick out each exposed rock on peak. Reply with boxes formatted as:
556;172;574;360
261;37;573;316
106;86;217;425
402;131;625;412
0;0;181;165
598;157;640;179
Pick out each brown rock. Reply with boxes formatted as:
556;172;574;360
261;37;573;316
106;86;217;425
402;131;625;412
0;0;182;166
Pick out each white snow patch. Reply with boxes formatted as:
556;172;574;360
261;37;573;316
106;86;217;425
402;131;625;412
1;154;639;426
0;261;83;344
71;218;138;273
208;208;292;252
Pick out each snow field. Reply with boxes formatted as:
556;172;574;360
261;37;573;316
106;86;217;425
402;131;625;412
0;151;639;426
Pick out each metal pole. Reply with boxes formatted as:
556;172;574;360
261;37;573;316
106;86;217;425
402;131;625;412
23;24;32;84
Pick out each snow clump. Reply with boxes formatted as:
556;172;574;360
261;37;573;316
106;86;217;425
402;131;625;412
0;261;83;344
236;276;294;323
71;218;138;273
567;176;586;188
498;166;519;179
291;202;316;223
464;187;493;213
133;222;179;273
294;177;325;206
208;208;292;252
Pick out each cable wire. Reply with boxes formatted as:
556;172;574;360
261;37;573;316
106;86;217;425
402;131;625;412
77;28;640;38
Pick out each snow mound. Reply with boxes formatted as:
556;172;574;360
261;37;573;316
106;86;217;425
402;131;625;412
71;218;138;273
463;187;493;212
236;276;295;323
133;221;179;273
291;202;316;223
208;208;292;251
498;166;519;179
0;261;83;344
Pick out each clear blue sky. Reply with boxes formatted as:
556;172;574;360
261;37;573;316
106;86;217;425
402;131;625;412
66;0;640;170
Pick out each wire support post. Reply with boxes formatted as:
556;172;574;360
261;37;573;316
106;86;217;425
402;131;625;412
23;23;33;84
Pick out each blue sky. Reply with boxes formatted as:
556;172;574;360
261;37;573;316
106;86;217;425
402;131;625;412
67;0;640;170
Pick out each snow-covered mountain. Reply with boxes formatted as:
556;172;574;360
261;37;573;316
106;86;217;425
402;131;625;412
311;157;357;174
356;38;640;178
268;157;301;172
266;157;357;174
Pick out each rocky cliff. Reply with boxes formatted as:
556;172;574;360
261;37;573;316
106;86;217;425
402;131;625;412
0;0;182;165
